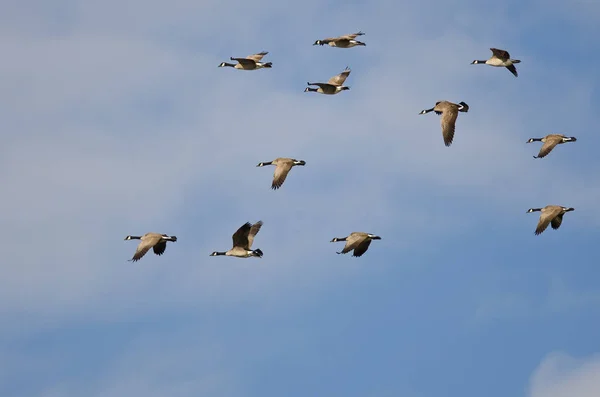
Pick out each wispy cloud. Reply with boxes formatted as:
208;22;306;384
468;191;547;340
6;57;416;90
529;352;600;397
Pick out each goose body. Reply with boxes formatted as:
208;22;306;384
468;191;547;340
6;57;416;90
471;48;521;77
330;232;381;257
256;157;306;190
313;31;366;48
210;221;264;258
218;51;272;70
527;205;574;235
125;232;177;262
527;134;577;158
305;67;351;95
419;101;469;146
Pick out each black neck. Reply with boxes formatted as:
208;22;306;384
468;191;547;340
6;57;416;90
213;252;227;256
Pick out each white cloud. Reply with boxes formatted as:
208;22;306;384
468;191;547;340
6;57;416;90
529;352;600;397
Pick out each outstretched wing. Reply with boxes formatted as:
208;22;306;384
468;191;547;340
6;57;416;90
328;67;351;86
308;82;337;91
232;222;252;248
339;31;365;40
130;233;162;262
246;221;263;249
551;214;564;230
535;207;562;235
272;162;293;190
352;239;372;257
506;64;518;77
246;51;268;61
339;233;365;254
153;241;167;256
536;136;561;158
231;57;257;66
440;106;459;147
490;48;510;60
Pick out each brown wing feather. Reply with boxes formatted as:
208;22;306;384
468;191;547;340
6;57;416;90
246;51;268;61
536;136;562;158
153;241;167;256
246;221;263;249
131;233;162;262
339;233;367;254
506;64;518;77
535;207;562;235
272;162;293;190
440;106;459;147
352;239;372;257
490;48;510;60
232;223;252;248
231;57;256;66
551;214;564;230
339;32;363;40
327;68;351;86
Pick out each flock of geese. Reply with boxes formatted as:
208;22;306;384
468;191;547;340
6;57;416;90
124;32;578;262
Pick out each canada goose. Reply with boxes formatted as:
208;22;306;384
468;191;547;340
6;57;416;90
527;205;575;235
471;48;521;77
218;51;272;70
330;232;381;257
124;233;177;262
256;158;306;190
313;31;366;48
305;67;351;95
527;134;577;159
210;221;264;258
419;101;469;146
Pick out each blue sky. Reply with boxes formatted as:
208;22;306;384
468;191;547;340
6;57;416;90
1;0;600;396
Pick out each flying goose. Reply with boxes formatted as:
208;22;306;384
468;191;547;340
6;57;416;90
218;51;272;70
124;233;177;262
471;48;521;77
313;31;366;48
305;67;351;95
256;158;306;190
527;205;575;235
419;101;469;146
527;134;577;159
330;232;381;257
210;221;264;258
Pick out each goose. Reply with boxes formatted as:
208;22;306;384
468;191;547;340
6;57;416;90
313;31;366;48
527;205;575;235
527;134;577;159
419;101;469;146
330;232;381;257
471;48;521;77
256;158;306;190
218;51;272;70
305;67;351;95
210;221;264;258
124;233;177;262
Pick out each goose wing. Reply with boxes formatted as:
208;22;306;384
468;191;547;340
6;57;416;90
536;135;562;158
327;67;351;86
130;233;162;262
535;206;562;235
352;239;372;257
490;48;510;60
272;161;294;190
232;223;252;248
439;105;459;147
246;221;263;249
246;51;268;61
